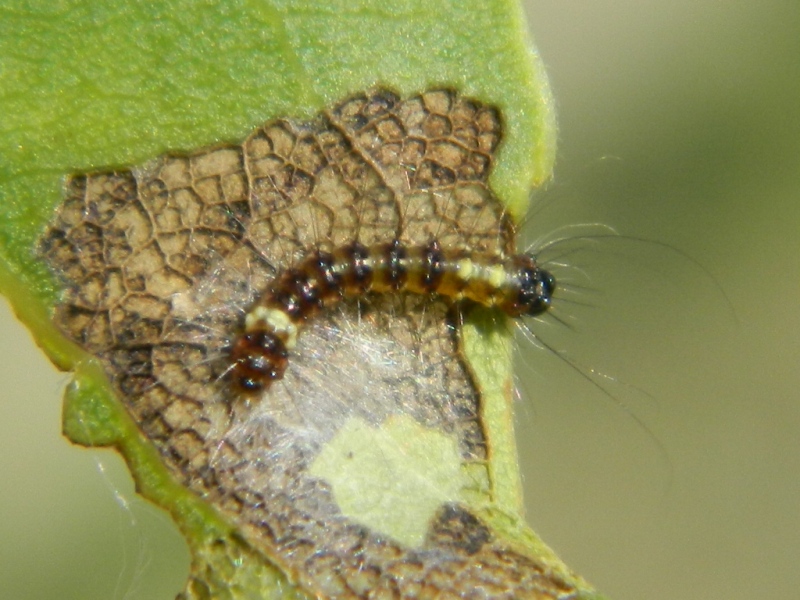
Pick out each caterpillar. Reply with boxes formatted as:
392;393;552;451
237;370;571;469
231;239;556;392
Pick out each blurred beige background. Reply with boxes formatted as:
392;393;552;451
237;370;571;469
1;1;799;599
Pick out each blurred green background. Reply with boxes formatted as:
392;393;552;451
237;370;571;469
1;1;799;599
516;1;800;600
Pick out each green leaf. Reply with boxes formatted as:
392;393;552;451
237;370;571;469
0;1;609;598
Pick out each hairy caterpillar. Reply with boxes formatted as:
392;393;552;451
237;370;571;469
231;238;555;392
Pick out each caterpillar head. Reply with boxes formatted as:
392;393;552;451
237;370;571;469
517;255;556;316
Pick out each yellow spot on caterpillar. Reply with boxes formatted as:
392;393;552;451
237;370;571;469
487;264;507;289
246;306;299;349
456;258;475;281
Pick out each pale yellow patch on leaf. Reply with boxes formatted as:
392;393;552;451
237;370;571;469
310;415;466;547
